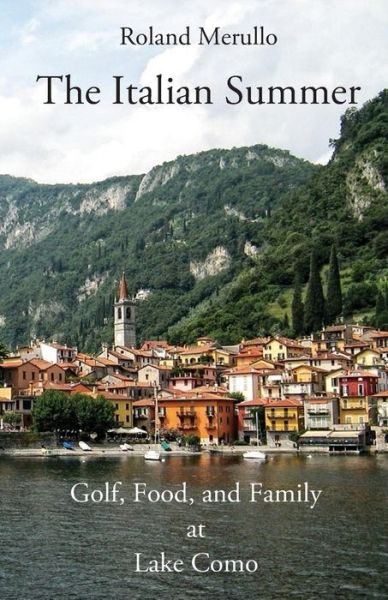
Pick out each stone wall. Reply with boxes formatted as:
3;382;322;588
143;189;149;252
0;432;57;450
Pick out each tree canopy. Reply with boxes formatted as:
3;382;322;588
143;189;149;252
32;390;115;438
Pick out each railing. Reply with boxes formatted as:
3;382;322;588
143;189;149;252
243;424;258;432
206;423;216;430
176;410;196;417
177;423;197;430
268;413;294;419
307;408;329;414
266;426;297;432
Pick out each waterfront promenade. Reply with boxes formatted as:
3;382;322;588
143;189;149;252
0;442;297;458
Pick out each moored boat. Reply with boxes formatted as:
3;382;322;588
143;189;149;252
243;451;267;460
79;441;92;452
63;441;74;450
144;450;161;461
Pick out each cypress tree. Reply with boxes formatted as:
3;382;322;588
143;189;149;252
291;272;304;336
326;244;342;324
304;247;325;333
375;287;388;329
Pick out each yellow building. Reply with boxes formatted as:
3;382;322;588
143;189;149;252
263;336;306;362
354;348;384;368
324;369;343;395
264;399;304;447
0;386;14;413
98;391;133;428
338;397;371;426
178;340;235;367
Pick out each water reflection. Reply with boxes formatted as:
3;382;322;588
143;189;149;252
0;455;387;600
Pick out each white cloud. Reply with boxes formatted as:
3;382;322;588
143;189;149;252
0;0;386;183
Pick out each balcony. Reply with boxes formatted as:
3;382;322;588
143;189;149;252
243;424;258;432
307;408;329;415
206;423;216;430
176;410;197;418
206;410;215;418
341;405;365;410
266;426;297;432
268;413;294;419
177;423;197;430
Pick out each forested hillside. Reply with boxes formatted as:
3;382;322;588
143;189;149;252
0;90;386;350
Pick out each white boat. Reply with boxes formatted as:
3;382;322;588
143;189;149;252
144;450;161;461
120;443;134;452
79;441;92;451
243;451;267;460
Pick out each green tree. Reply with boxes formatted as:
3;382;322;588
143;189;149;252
33;391;115;437
304;248;325;333
0;341;8;361
2;411;22;428
87;395;116;438
32;390;77;432
326;244;342;324
291;272;304;336
375;286;388;329
228;392;246;403
72;393;115;438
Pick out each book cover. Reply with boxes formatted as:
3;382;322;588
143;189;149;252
0;2;387;599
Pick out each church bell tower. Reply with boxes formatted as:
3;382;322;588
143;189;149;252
114;272;136;348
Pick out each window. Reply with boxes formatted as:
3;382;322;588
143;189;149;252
23;371;26;380
118;307;122;320
126;415;130;423
51;372;54;382
31;372;35;380
358;383;364;396
115;403;119;410
23;400;31;411
126;307;131;319
126;403;129;410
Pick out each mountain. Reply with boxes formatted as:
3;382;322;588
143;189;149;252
0;144;314;349
0;90;386;350
169;90;388;343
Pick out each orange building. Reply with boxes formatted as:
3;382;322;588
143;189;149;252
158;390;236;444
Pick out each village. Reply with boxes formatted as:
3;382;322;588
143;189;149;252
1;272;388;455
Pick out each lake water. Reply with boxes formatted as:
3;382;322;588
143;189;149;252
0;454;387;600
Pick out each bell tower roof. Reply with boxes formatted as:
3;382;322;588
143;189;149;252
118;271;129;301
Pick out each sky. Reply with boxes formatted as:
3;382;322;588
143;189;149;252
0;0;386;184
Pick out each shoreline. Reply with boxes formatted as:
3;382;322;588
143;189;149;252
0;444;297;458
0;444;385;458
